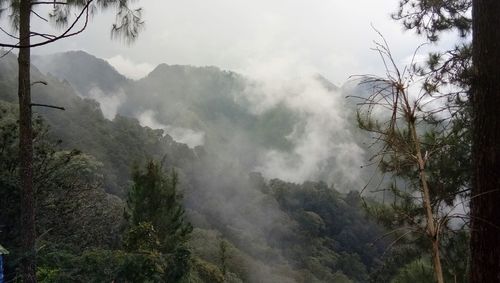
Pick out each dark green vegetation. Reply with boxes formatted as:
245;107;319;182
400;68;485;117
352;33;471;281
339;0;492;281
0;52;393;282
0;43;472;281
31;51;302;195
0;1;144;280
385;0;500;281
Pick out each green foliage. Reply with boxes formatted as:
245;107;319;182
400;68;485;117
126;162;193;252
125;161;193;282
390;258;434;283
32;51;129;96
0;0;143;42
186;183;386;283
189;257;225;283
0;101;125;280
392;0;471;41
356;81;470;282
36;248;170;282
32;51;305;171
353;2;474;280
268;180;386;282
0;51;415;283
32;159;197;283
0;52;198;197
218;238;229;277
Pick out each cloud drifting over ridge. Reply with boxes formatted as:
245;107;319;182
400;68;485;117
88;87;126;120
23;0;460;85
241;57;365;189
137;110;205;148
106;55;155;80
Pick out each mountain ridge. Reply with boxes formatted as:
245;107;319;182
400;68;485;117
0;50;390;282
31;50;368;191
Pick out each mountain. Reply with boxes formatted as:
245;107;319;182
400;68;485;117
33;51;130;96
1;52;196;196
0;51;389;282
32;51;369;190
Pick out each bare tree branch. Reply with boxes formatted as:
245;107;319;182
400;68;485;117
0;0;93;49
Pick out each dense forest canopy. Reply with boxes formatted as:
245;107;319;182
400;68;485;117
0;51;391;282
0;0;493;281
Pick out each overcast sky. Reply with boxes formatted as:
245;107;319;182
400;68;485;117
2;0;458;83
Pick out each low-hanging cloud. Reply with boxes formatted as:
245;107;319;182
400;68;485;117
106;55;155;80
137;110;205;148
240;57;366;190
88;87;126;120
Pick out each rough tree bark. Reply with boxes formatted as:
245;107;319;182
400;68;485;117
0;1;143;282
17;0;36;282
470;0;500;282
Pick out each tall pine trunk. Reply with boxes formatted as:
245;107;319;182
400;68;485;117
470;0;500;282
18;0;36;282
410;117;444;283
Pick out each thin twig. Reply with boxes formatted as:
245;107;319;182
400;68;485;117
30;103;65;111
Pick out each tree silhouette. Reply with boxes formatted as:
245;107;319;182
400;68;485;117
0;1;143;281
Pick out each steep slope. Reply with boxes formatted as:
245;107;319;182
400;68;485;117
1;53;196;196
32;51;130;95
32;51;368;190
0;52;390;282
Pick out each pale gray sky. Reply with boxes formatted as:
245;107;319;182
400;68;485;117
3;0;458;83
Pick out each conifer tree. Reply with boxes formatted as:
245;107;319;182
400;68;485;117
125;161;193;282
0;2;143;281
392;0;500;280
353;29;471;282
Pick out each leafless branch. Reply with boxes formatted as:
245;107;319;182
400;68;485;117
31;103;65;111
0;0;93;49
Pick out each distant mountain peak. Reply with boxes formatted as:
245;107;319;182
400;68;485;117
32;50;129;96
147;63;222;75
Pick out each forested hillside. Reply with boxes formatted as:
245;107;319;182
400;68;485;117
33;51;369;192
0;51;394;282
1;0;492;280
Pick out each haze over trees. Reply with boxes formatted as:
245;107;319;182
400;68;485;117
0;0;497;282
0;51;388;282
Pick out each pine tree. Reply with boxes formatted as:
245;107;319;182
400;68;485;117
391;0;500;280
353;29;472;282
125;161;193;282
0;3;143;280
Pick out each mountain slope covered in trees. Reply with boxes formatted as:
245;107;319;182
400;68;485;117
0;51;394;282
33;51;369;191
